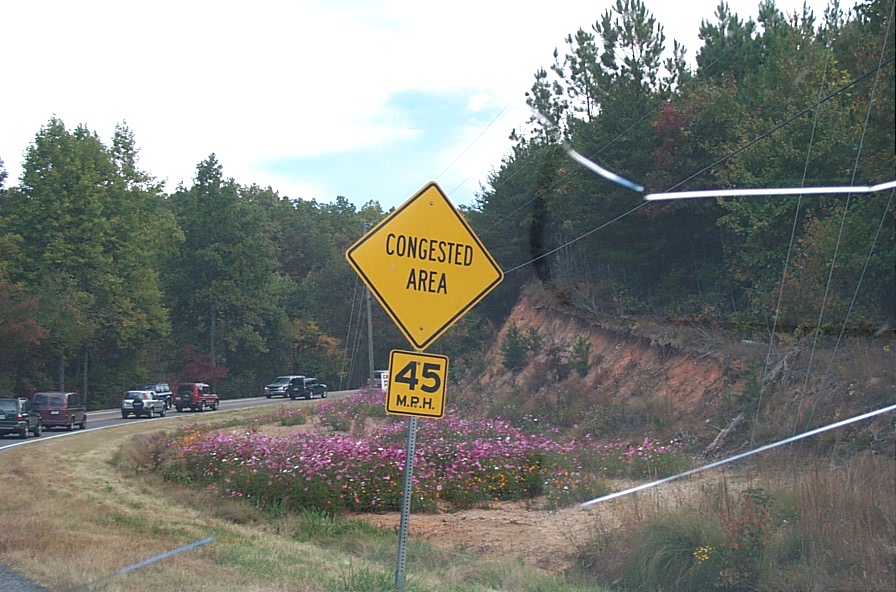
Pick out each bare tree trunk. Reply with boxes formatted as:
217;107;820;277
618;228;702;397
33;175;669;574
82;343;88;404
58;351;65;391
209;301;217;367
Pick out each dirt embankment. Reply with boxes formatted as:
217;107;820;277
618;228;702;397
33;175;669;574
461;295;894;454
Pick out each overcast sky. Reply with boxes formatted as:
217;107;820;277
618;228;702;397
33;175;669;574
2;0;857;210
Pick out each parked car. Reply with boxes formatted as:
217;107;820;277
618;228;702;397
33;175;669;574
0;397;42;438
136;382;173;409
264;375;304;398
287;377;328;400
32;391;87;431
174;382;219;412
121;390;167;419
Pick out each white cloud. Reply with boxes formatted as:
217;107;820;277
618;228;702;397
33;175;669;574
1;0;857;208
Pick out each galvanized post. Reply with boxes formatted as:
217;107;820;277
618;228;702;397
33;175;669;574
394;415;417;591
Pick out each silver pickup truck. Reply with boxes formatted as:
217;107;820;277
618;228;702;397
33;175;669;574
121;390;167;419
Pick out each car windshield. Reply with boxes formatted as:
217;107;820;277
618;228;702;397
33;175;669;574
271;377;292;385
0;400;17;413
176;385;193;396
125;392;145;400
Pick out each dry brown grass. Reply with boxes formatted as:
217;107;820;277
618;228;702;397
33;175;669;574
574;451;895;591
0;418;343;591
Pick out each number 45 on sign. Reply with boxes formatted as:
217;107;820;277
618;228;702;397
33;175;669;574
386;350;448;419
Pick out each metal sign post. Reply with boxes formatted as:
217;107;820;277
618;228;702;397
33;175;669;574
344;182;503;591
394;415;417;591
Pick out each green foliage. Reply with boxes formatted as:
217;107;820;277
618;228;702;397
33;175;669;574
621;509;725;591
569;336;592;377
2;119;175;395
478;0;894;337
501;323;529;370
278;408;309;427
500;324;544;371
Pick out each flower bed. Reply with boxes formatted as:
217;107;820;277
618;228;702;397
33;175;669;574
150;391;690;513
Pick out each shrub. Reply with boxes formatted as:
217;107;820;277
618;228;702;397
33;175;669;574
622;509;725;591
501;323;530;370
569;336;592;377
277;408;309;426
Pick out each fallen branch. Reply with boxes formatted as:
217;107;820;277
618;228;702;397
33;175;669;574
702;411;745;458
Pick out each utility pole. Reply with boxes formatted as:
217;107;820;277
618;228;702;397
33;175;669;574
366;285;375;385
363;223;375;386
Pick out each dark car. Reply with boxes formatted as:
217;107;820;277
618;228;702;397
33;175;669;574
0;398;42;438
264;375;304;398
136;382;173;409
32;391;87;431
287;377;328;400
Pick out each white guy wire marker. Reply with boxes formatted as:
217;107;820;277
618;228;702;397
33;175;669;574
580;403;896;507
533;110;645;194
645;179;896;201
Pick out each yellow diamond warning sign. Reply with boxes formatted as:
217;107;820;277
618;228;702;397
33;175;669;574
345;182;503;350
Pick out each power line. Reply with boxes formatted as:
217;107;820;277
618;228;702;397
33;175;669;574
498;55;895;277
581;403;896;507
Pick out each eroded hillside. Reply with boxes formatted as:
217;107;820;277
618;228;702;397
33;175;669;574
458;294;895;456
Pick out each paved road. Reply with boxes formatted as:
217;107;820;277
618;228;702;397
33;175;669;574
0;563;49;591
0;391;356;451
0;391;357;588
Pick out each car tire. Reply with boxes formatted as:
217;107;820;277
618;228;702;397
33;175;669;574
159;406;166;417
322;390;328;398
122;411;129;419
33;423;42;437
265;394;272;399
19;426;28;439
211;400;219;411
146;407;154;419
176;406;183;412
67;418;74;431
198;401;205;412
80;416;87;429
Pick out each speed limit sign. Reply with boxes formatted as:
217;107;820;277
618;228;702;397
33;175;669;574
385;350;448;418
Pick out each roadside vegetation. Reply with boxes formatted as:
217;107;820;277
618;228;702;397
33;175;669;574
113;389;889;591
0;388;889;591
0;408;605;592
142;389;689;514
578;452;895;592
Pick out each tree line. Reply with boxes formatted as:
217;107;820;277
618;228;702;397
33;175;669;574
0;0;893;408
468;0;893;336
0;123;410;405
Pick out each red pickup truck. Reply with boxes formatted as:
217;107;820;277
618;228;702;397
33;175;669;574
173;382;220;412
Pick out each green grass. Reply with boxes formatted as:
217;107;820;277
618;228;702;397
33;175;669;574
107;419;612;591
